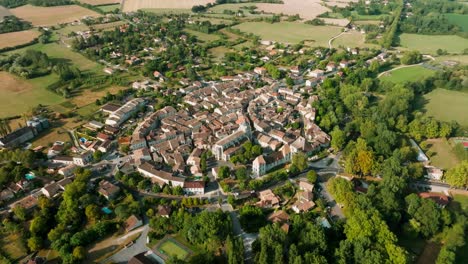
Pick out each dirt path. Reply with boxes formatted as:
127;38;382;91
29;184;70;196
377;63;423;77
328;31;347;49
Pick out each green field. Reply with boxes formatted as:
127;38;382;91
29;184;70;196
445;13;468;31
184;29;220;42
158;239;190;260
233;22;341;45
423;88;468;127
399;33;468;54
332;31;379;49
97;4;120;13
0;72;65;118
6;41;103;73
380;65;435;84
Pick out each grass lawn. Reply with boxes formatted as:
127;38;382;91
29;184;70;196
209;3;256;13
193;17;233;25
158;239;190;260
233;22;341;45
380;65;435;84
399;33;468;54
97;4;120;13
445;13;468;31
184;28;220;42
423;88;468;127
0;72;65;118
424;138;460;170
332;31;379;49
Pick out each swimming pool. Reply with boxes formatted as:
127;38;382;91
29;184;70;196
102;207;112;214
25;173;36;180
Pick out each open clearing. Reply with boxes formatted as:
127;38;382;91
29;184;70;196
445;13;468;31
423;88;468;127
0;72;65;118
0;30;40;49
233;22;341;45
332;30;379;48
424;138;460;170
122;0;214;12
380;65;435;84
399;33;468;54
10;4;100;26
78;0;120;5
435;55;468;65
0;5;12;19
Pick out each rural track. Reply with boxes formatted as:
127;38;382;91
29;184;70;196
328;31;347;49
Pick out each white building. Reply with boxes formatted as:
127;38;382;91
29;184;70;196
105;98;146;127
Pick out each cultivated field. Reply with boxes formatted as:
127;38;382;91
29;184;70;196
0;72;65;118
445;13;468;31
233;22;341;45
380;65;435;84
399;33;468;54
0;5;12;19
322;18;350;27
327;0;358;8
78;0;120;5
122;0;214;12
256;0;329;20
423;88;468;127
10;4;100;26
332;30;379;48
0;30;40;49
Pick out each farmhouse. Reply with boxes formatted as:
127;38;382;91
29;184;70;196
98;180;120;200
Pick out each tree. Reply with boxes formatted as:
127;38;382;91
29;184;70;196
307;170;318;183
73;246;86;260
330;127;346;150
93;150;103;162
28;236;43;251
327;177;354;206
218;166;231;179
85;204;100;222
444;161;468;188
405;194;440;237
292;153;308;172
401;51;422;65
13;206;27;221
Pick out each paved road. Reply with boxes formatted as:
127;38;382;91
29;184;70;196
318;181;345;220
105;223;150;264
